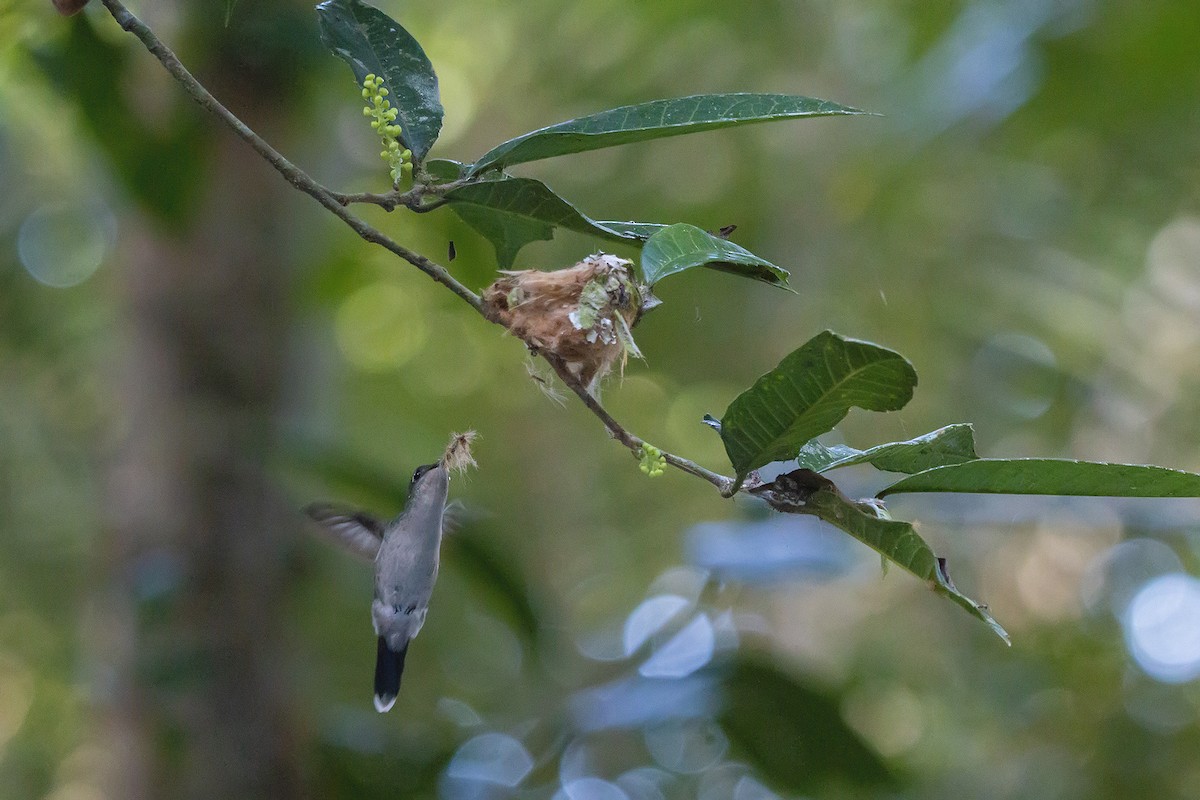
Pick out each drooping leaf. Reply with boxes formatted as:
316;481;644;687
468;93;869;175
796;424;979;474
801;486;1009;642
752;469;1007;641
878;458;1200;498
442;177;648;267
719;331;918;482
317;0;442;162
640;223;789;288
719;656;895;793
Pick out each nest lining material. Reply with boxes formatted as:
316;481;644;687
482;253;646;390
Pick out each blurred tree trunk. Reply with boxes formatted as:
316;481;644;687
91;4;311;798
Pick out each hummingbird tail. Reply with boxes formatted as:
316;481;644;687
373;637;408;713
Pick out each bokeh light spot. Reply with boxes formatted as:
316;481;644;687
1081;538;1184;618
644;719;727;774
17;202;114;288
623;594;690;656
1124;573;1200;684
969;331;1060;420
335;282;428;372
639;613;714;679
0;653;35;754
556;777;629;800
445;732;533;787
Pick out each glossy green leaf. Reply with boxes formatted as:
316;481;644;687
801;486;1008;642
442;176;646;267
640;223;789;288
719;656;895;793
719;331;918;481
796;424;979;474
878;458;1200;498
468;93;868;175
317;0;442;162
423;158;467;183
596;221;668;240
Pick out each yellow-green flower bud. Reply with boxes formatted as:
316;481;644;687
360;74;412;187
638;444;667;477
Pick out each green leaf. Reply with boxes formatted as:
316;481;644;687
719;331;918;481
800;486;1009;642
878;459;1200;498
595;221;668;240
442;176;646;267
719;656;895;793
316;0;443;163
796;424;979;474
423;158;467;183
469;93;869;175
640;223;789;288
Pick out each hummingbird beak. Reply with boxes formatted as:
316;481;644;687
406;463;449;514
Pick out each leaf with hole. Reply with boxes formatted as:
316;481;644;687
796;424;979;474
640;223;789;288
469;93;869;175
317;0;442;163
878;458;1200;498
719;331;917;482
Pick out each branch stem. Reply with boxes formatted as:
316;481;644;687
542;355;736;495
97;0;737;497
97;0;482;313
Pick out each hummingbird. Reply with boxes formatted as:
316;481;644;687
305;461;450;712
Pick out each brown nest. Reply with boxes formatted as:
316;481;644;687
482;254;650;391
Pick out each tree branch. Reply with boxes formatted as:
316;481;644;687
542;354;737;495
97;0;482;314
96;0;738;498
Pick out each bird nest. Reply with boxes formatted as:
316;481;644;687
482;254;651;391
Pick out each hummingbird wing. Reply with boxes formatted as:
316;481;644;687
304;503;385;561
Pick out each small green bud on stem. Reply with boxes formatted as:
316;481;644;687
639;444;667;477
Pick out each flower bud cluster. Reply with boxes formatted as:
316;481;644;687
362;74;413;184
639;444;666;477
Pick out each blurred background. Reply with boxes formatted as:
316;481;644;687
3;0;1200;797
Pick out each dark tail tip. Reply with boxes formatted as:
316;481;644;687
374;637;408;713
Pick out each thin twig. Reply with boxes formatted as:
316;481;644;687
96;0;739;498
97;0;482;314
542;354;736;495
328;190;406;211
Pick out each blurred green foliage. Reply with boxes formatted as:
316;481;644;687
3;0;1200;798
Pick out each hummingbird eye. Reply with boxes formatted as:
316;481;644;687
411;464;435;484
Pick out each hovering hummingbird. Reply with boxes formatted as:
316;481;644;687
305;459;453;712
